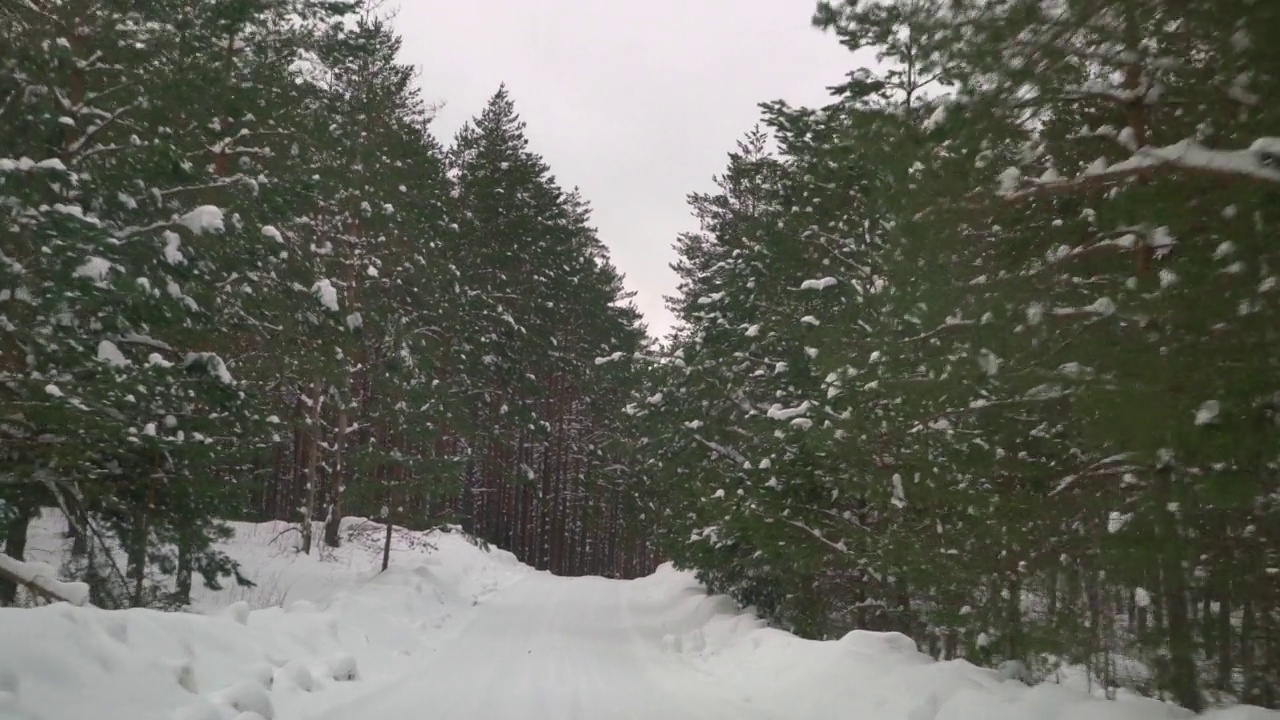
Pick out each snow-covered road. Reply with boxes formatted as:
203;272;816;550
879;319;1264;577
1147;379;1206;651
313;572;772;720
5;517;1275;720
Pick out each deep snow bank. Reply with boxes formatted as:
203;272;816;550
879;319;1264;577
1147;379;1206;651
1;514;1278;720
633;564;1278;720
0;515;527;720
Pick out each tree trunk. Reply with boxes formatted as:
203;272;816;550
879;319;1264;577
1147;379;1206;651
0;504;34;605
175;528;193;606
129;509;147;607
381;470;395;572
1216;587;1232;692
1156;468;1202;711
300;378;322;555
323;400;348;548
129;472;156;608
1006;574;1023;661
1241;599;1258;703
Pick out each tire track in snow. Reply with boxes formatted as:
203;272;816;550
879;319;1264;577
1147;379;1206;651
307;572;778;720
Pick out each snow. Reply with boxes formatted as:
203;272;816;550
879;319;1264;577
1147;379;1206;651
1;515;526;720
1194;399;1221;426
184;352;235;385
977;349;1001;376
96;340;130;368
1108;511;1133;534
262;226;284;243
1088;297;1117;316
891;474;907;508
74;256;114;282
0;157;67;173
1249;137;1280;156
998;166;1021;193
923;103;949;130
1108;139;1280;183
177;205;226;235
162;230;186;265
312;279;339;312
766;400;811;421
2;513;1276;720
1007;137;1280;197
0;553;91;607
799;276;837;291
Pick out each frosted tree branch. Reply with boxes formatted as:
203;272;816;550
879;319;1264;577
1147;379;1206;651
691;434;750;466
1004;139;1280;199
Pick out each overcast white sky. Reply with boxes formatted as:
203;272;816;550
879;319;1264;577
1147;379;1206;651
392;1;856;338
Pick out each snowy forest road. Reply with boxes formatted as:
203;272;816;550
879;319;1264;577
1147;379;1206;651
310;572;778;720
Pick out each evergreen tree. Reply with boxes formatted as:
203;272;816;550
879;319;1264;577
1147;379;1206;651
640;0;1279;708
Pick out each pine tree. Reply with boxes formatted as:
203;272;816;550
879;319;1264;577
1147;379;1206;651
634;0;1279;708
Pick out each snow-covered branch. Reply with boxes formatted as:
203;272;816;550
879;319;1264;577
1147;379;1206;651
66;99;145;156
157;174;254;199
1004;138;1280;198
0;554;90;606
1049;453;1141;496
783;519;883;582
691;434;750;466
899;319;976;343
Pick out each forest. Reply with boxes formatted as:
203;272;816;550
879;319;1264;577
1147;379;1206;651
2;0;1278;713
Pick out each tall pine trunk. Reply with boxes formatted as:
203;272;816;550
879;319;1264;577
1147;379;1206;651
323;401;348;548
175;525;194;606
381;466;397;572
1156;467;1202;711
300;379;322;555
128;504;148;607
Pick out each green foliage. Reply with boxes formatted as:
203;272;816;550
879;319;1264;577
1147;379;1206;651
639;0;1280;710
2;0;653;606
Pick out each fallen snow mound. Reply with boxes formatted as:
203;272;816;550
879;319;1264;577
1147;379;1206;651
631;565;1274;720
0;515;527;720
1;513;1276;720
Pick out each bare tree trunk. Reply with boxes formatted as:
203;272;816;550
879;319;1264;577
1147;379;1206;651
175;533;192;606
1216;585;1232;692
1241;599;1258;703
300;378;322;555
129;511;147;607
129;470;157;608
381;468;395;572
1156;468;1202;711
323;400;348;548
1006;574;1023;660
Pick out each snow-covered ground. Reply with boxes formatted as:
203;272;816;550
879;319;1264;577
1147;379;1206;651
1;513;1277;720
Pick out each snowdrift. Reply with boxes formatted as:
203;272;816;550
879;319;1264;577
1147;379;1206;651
1;512;1277;720
634;565;1276;720
0;515;527;720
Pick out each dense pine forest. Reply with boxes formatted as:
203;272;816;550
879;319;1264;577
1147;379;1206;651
1;0;657;602
3;0;1279;713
